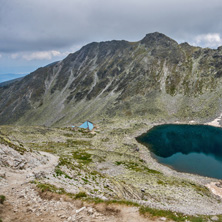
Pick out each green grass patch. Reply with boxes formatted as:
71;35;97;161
36;182;88;199
75;192;87;199
72;151;92;164
54;167;72;179
82;177;89;183
67;139;91;146
0;195;6;204
58;157;73;167
157;180;165;185
37;183;66;194
139;206;212;222
0;135;26;154
115;161;161;174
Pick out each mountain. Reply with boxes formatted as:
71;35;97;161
1;32;222;126
0;77;24;87
0;73;27;83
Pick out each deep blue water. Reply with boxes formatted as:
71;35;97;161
136;124;222;179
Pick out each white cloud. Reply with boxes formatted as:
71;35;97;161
193;33;222;48
11;53;19;59
2;0;222;54
0;54;2;58
22;50;61;61
11;50;63;61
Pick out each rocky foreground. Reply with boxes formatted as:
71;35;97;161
0;148;155;222
0;120;222;221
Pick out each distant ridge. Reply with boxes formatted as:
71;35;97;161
0;77;24;87
0;73;27;83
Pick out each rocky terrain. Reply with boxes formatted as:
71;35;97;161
0;144;154;222
1;32;222;221
1;32;222;126
1;121;222;221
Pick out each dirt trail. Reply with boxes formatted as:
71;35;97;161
0;151;160;222
1;152;58;191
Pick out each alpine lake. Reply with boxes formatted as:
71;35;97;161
136;124;222;179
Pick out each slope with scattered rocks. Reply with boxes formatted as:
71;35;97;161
0;140;162;222
0;123;222;222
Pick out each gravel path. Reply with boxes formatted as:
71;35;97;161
0;150;160;222
1;151;59;191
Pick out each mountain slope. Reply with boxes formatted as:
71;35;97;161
1;32;222;126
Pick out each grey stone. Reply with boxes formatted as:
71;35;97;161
0;172;6;178
87;207;94;215
33;171;46;179
76;206;86;214
211;216;219;221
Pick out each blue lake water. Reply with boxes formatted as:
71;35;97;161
136;124;222;179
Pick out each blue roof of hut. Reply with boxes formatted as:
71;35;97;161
79;121;94;130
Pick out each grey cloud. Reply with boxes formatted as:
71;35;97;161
1;0;222;54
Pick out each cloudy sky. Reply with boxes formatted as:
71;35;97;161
1;0;222;76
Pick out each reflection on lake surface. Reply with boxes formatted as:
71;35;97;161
136;124;222;179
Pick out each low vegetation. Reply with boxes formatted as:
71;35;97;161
35;181;221;222
139;206;222;222
36;182;88;200
72;150;92;164
0;134;26;154
37;183;66;195
115;161;161;174
54;167;72;179
75;192;87;199
0;195;5;204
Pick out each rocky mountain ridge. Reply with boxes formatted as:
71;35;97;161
1;32;222;126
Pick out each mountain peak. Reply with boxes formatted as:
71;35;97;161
0;32;221;126
140;32;178;47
